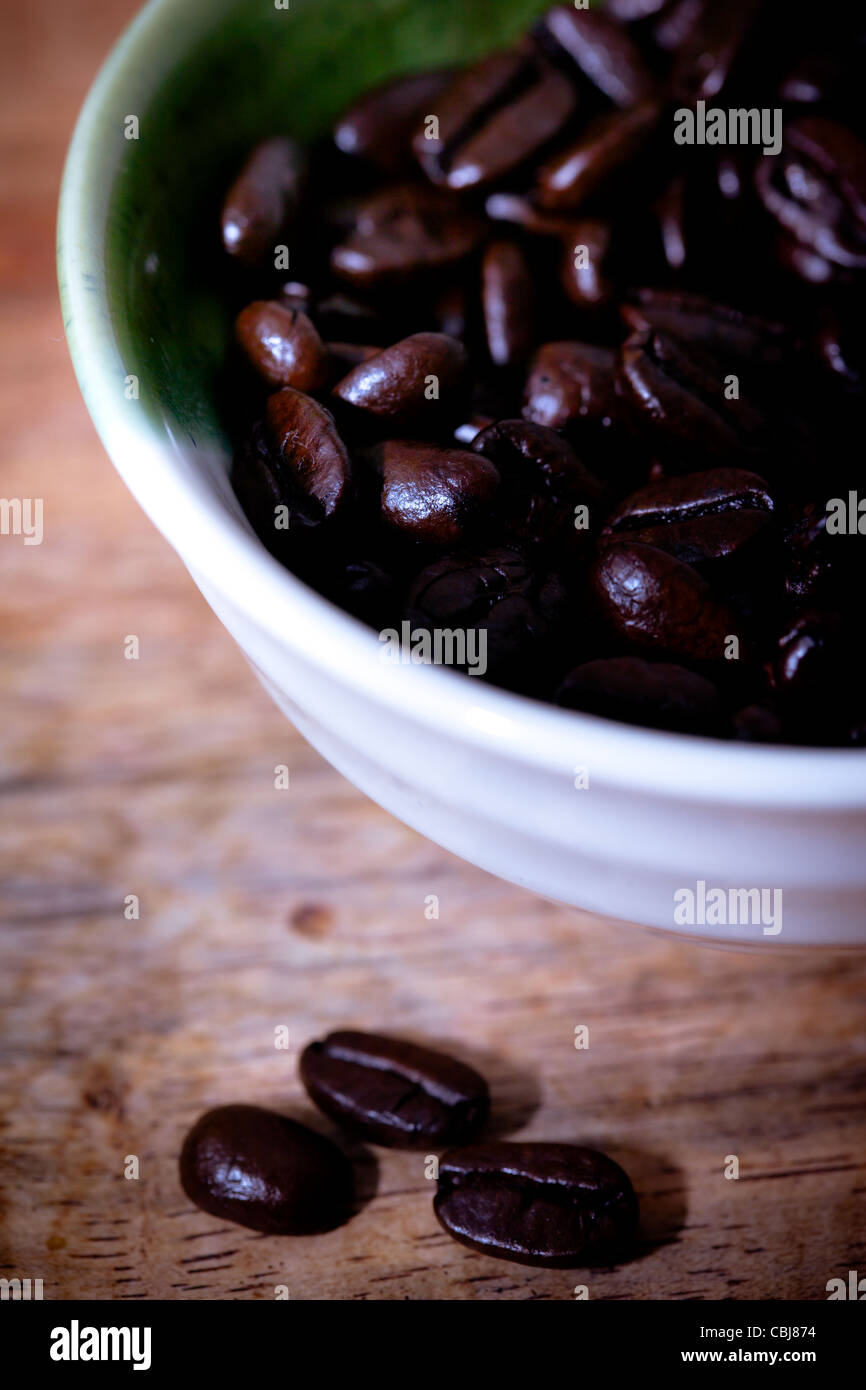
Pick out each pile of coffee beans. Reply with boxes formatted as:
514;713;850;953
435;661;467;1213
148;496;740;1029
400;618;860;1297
224;1;865;745
180;1029;638;1268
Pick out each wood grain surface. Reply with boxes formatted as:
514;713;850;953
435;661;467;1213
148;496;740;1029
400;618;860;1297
1;0;865;1302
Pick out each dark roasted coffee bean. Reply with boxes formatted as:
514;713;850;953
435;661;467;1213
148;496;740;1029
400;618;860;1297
607;0;668;17
732;703;783;742
535;5;655;108
179;1105;353;1234
473;419;600;545
481;242;536;368
670;0;761;103
331;184;486;287
368;439;498;545
413;48;578;193
485;191;581;239
221;138;306;269
231;421;294;560
607;469;774;530
652;0;703;52
326;342;381;382
523;341;619;433
618;328;767;469
655;175;688;272
433;284;469;341
557;656;724;736
559;219;612;307
300;1031;489;1148
592;539;739;663
621;290;789;368
434;1142;638;1268
333;332;468;430
334;68;455;172
279;281;312;314
265;388;351;520
755;118;866;270
236;301;329;392
535;101;660;210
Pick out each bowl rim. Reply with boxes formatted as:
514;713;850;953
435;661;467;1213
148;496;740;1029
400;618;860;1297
57;0;866;810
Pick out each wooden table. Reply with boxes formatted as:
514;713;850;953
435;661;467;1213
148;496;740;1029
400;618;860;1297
1;0;865;1302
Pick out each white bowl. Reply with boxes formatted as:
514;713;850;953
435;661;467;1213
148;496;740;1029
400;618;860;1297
58;0;866;947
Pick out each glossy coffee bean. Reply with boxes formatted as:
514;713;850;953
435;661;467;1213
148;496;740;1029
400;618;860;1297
334;68;455;173
607;468;774;531
413;48;578;193
434;1142;638;1268
592;539;739;663
236;301;329;391
265;388;351;520
523;341;619;433
300;1031;489;1149
481;242;536;368
472;418;600;545
535;101;660;210
179;1104;353;1234
333;332;468;429
331;184;486;287
369;439;498;545
221;138;306;269
621;290;789;369
535;4;655;108
557;656;724;736
755;118;866;270
670;0;761;103
559;219;612;308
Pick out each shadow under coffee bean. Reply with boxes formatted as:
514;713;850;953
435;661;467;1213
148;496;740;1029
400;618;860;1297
224;3;865;744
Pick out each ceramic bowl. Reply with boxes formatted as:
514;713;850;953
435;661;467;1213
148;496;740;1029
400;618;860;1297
59;0;866;946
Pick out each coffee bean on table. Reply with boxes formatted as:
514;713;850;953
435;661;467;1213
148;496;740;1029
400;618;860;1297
179;1104;353;1234
300;1031;490;1148
221;137;306;268
434;1141;638;1267
236;301;329;391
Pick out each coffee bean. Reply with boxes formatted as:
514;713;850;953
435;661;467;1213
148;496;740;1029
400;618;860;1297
535;101;660;210
472;418;600;545
434;1141;638;1267
535;5;656;108
523;341;619;434
592;539;739;663
236;301;329;392
369;439;498;546
670;0;761;103
559;219;612;308
300;1031;489;1148
334;68;456;173
265;388;351;520
755;117;866;270
557;656;724;735
481;242;536;368
413;48;578;192
621;290;789;369
221;138;306;269
179;1104;353;1234
333;332;468;430
606;468;774;531
331;184;486;287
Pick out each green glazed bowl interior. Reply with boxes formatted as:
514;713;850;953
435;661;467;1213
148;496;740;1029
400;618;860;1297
60;0;553;482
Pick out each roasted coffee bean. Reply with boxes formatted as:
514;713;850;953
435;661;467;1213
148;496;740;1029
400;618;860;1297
231;421;294;560
368;439;498;545
652;0;703;52
472;419;600;545
732;703;783;742
618;328;768;470
300;1031;489;1148
333;332;468;430
326;342;381;382
523;341;619;434
559;219;612;307
179;1105;353;1234
535;5;655;108
485;191;581;239
236;301;329;392
592;539;740;663
755;118;866;270
481;242;536;368
331;184;486;287
607;468;774;531
413;48;578;193
221;138;306;269
670;0;761;103
334;68;455;172
279;281;313;315
621;290;789;369
606;0;668;18
535;101;660;210
434;1142;638;1268
265;388;351;520
557;657;724;735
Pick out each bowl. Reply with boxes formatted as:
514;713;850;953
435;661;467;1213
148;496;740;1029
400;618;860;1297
59;0;866;947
